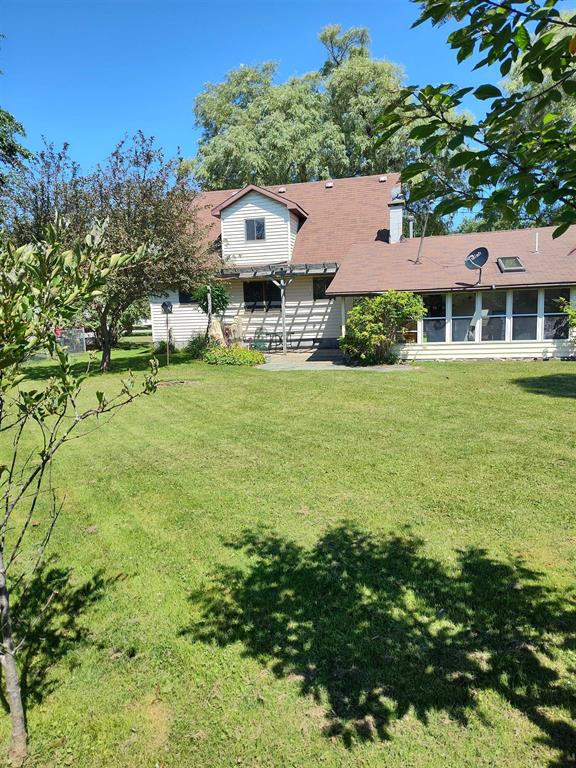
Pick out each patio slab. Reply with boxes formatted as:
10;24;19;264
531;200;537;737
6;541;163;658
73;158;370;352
257;350;417;372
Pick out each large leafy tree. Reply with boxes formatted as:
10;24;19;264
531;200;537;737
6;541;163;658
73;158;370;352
318;24;371;74
193;74;349;189
4;134;218;369
377;0;576;237
192;26;414;189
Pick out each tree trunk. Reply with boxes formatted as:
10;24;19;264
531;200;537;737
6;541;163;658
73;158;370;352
98;314;113;372
0;555;27;766
100;341;112;372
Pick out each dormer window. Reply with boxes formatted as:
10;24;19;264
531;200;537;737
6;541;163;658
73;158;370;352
245;218;265;241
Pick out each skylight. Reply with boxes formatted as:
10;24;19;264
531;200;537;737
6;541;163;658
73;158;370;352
497;256;526;273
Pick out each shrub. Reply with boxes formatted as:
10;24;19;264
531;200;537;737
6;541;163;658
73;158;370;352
154;339;176;355
203;345;265;366
339;291;426;365
185;334;210;358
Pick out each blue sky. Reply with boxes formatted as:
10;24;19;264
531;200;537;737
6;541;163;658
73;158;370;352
2;0;506;171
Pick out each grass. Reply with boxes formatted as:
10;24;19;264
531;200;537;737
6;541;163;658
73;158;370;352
4;340;576;767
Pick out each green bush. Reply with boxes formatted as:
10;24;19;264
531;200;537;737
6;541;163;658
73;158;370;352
339;291;426;365
202;345;265;366
185;334;210;359
154;339;176;355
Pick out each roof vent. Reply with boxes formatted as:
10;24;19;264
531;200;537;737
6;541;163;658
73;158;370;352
278;187;286;193
325;181;334;189
379;175;387;183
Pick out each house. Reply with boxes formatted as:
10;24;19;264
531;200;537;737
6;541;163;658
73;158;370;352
150;173;576;360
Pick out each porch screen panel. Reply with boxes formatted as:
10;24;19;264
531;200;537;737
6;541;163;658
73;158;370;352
422;294;446;342
481;290;506;341
543;287;570;339
451;292;475;342
512;289;538;340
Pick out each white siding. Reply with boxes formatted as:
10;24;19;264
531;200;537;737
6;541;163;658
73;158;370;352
395;340;573;361
221;191;290;266
221;277;340;345
150;292;208;348
385;285;576;361
289;212;299;258
151;278;341;348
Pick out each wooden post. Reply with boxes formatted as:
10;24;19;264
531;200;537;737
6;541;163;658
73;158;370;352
280;279;287;355
165;312;170;367
207;285;213;325
271;275;291;355
340;296;347;337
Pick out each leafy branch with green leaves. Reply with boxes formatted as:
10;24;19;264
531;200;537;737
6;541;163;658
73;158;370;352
377;1;576;236
0;220;157;765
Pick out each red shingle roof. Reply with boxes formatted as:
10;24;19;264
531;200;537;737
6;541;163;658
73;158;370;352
326;227;576;295
194;173;401;263
210;184;309;221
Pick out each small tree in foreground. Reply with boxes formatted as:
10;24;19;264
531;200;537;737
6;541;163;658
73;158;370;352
0;222;157;764
340;292;426;365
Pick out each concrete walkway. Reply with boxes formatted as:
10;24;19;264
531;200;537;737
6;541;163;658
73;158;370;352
257;350;417;372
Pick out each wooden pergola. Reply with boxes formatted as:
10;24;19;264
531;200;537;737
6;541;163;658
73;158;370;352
221;262;339;354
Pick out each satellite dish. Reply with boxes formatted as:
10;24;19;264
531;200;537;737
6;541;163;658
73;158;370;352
465;247;489;270
464;246;489;286
161;301;173;314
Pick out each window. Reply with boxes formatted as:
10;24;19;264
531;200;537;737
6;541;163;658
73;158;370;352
402;322;418;344
497;256;525;273
313;276;334;300
451;292;476;342
543;287;570;339
178;290;194;304
243;280;281;310
481;290;506;341
512;289;538;340
245;218;265;241
422;294;446;342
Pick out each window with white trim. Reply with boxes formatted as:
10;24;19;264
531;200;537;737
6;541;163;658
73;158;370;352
481;290;506;341
422;294;446;342
245;218;265;241
243;280;281;310
451;292;476;342
313;276;334;300
512;289;538;340
178;290;194;304
543;287;570;339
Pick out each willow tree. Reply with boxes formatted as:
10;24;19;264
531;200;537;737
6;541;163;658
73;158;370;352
191;25;414;189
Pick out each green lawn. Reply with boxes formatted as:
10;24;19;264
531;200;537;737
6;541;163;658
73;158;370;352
5;343;576;767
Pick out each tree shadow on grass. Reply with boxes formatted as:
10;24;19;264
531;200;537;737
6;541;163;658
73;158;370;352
184;525;576;765
23;348;190;381
0;564;114;713
513;372;576;399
